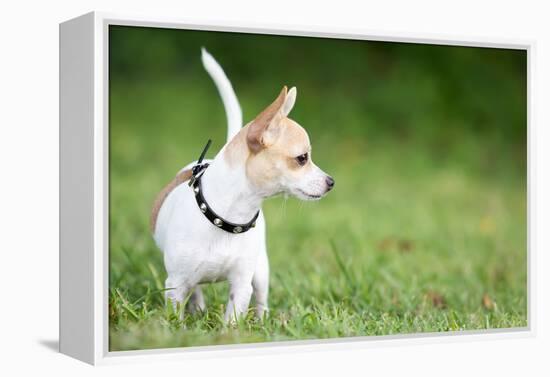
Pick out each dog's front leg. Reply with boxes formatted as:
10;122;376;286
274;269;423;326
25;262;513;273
224;277;253;323
188;285;206;314
252;247;269;319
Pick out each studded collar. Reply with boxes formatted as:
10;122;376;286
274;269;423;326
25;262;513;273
189;140;260;234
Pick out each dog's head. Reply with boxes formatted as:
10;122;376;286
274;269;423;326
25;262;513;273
228;86;334;200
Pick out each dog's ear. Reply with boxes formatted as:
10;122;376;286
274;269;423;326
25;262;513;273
281;87;297;117
247;86;287;153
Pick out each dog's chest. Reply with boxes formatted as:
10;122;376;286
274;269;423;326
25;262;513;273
156;183;262;283
170;228;259;284
192;235;255;282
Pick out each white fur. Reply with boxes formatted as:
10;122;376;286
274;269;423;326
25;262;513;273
201;48;242;141
155;152;270;321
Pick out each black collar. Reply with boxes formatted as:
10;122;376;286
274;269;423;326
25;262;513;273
189;140;259;234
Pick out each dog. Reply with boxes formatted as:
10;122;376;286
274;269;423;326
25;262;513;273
151;48;334;322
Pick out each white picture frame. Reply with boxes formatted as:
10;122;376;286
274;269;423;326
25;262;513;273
59;11;534;365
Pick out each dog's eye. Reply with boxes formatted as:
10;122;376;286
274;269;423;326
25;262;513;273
295;153;308;166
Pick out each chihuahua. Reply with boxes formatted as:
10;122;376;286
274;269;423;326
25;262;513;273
151;49;334;322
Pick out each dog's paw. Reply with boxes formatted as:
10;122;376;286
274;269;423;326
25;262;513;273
256;306;269;321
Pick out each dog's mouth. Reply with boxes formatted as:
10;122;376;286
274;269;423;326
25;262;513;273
297;189;323;200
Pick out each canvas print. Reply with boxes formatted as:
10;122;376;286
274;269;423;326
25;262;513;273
108;25;527;351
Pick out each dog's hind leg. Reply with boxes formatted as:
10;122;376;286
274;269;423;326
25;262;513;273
188;285;206;314
165;276;191;320
252;248;270;319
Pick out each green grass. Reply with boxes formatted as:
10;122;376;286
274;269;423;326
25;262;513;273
108;28;527;351
108;83;526;350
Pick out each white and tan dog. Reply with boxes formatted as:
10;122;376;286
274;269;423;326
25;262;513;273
151;49;334;322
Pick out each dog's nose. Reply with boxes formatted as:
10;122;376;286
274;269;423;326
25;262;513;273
326;176;335;190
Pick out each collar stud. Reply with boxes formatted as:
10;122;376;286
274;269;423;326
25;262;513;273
189;139;259;235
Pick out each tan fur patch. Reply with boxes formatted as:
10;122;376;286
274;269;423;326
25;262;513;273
227;87;313;195
224;124;250;167
244;117;312;189
150;169;193;233
247;86;288;153
279;118;311;156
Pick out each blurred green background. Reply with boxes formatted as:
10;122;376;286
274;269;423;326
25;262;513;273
108;25;527;351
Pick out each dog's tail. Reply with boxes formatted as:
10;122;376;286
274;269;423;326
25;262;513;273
201;48;243;142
